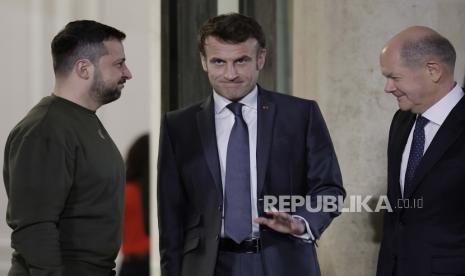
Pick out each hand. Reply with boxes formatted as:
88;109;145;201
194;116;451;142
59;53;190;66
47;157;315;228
254;207;306;235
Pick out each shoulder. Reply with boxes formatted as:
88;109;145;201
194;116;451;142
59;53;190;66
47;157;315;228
391;109;414;125
6;97;79;149
259;87;319;117
164;98;207;124
260;87;316;107
260;87;315;104
388;109;415;137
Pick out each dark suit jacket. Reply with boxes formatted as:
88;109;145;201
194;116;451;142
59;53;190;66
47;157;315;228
377;93;465;276
157;87;345;276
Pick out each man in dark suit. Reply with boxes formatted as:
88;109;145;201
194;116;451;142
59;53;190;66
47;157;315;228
157;13;345;276
377;26;465;276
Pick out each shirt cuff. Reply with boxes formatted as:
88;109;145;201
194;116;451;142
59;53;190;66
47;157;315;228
292;215;315;242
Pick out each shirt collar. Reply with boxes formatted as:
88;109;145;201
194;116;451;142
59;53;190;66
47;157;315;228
422;83;464;126
213;86;258;114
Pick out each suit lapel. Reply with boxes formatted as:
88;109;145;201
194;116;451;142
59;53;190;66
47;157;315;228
256;88;276;197
404;95;465;198
196;96;223;201
389;112;415;200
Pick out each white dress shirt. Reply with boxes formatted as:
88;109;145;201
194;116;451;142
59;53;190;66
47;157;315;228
214;86;313;240
214;87;259;236
400;83;464;196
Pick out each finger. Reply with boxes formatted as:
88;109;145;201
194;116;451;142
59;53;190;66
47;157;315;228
264;206;279;215
269;206;279;213
266;210;291;221
254;216;272;226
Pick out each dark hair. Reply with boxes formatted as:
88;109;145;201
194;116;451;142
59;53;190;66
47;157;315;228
51;20;126;76
126;133;149;182
401;34;456;72
198;13;266;57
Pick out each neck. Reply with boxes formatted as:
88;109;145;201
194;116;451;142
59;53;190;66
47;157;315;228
54;81;100;111
435;79;456;100
419;80;456;114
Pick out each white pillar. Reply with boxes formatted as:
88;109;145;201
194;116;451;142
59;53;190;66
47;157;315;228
30;0;44;107
217;0;239;14
149;0;162;274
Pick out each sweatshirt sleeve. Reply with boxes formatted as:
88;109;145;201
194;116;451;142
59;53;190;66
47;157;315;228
4;134;74;276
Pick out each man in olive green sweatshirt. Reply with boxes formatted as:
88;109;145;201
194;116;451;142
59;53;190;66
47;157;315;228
3;20;132;276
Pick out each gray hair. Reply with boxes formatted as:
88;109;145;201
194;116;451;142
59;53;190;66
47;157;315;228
401;34;456;72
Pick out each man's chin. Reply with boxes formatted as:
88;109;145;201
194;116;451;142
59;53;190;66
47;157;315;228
100;90;122;105
397;102;414;112
216;87;253;101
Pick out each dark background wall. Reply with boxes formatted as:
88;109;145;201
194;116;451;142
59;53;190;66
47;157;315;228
161;0;289;112
161;0;217;112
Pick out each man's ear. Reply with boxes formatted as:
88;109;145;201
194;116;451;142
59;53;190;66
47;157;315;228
75;59;93;80
257;48;267;70
425;61;442;83
200;54;208;72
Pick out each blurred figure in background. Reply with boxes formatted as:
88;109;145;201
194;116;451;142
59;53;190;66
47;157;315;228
119;134;150;276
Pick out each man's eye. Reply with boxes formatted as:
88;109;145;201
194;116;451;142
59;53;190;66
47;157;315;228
236;59;247;64
213;60;225;65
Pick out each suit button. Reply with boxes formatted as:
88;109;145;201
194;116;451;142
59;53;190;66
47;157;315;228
218;205;222;211
216;234;220;241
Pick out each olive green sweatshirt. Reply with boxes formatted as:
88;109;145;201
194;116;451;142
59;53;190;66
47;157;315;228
3;95;125;276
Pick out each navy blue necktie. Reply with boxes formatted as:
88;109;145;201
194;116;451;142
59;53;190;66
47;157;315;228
404;115;429;195
224;102;252;244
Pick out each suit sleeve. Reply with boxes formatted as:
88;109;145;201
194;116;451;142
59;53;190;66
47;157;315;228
387;110;401;156
4;135;73;276
294;102;346;239
157;114;186;276
384;110;402;213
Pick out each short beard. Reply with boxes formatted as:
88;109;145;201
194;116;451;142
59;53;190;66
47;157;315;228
90;69;121;105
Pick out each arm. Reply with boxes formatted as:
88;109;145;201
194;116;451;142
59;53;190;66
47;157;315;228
5;135;73;276
157;115;186;276
296;102;345;238
255;102;345;239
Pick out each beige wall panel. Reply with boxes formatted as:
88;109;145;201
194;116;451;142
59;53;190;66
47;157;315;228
292;1;465;275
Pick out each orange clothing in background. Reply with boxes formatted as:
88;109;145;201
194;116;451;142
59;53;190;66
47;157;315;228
122;181;150;255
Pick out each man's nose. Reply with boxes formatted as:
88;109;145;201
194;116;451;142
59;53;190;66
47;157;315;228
384;79;395;93
123;64;133;80
224;63;238;80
